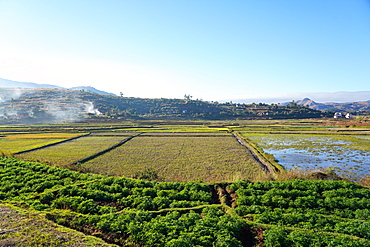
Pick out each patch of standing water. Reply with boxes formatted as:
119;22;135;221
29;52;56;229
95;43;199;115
355;136;370;140
249;134;370;181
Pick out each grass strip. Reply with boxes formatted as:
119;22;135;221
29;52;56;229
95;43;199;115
0;202;119;247
233;132;284;173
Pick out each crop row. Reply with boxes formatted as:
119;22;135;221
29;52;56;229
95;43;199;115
231;180;370;244
1;157;370;246
0;156;247;246
0;157;212;213
46;206;245;247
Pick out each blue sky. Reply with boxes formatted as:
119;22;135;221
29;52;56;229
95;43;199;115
0;0;369;103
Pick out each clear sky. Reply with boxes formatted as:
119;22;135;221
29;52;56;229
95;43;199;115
0;0;369;103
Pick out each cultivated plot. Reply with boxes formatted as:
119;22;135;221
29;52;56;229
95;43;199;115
17;135;129;166
82;134;264;182
0;133;84;154
244;133;370;180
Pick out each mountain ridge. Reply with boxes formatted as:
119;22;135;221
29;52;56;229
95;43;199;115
0;77;115;96
1;78;369;112
294;98;370;111
0;88;324;124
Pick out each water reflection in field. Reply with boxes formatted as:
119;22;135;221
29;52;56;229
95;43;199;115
247;134;370;180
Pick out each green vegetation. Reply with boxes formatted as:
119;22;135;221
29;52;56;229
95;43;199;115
0;203;118;246
1;119;370;245
1;156;370;246
0;88;327;124
231;179;370;246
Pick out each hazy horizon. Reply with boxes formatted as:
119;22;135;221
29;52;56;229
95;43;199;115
1;1;369;102
1;76;369;105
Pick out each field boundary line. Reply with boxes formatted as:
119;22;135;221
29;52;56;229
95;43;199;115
70;133;142;166
114;204;220;215
14;133;91;155
232;132;281;174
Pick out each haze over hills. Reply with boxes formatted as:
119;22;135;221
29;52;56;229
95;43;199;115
0;77;63;89
294;98;370;112
231;91;370;105
0;77;116;96
0;87;324;124
1;77;370;114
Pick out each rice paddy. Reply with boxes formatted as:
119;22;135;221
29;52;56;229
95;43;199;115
81;134;264;182
2;119;370;182
244;133;370;180
0;133;84;153
16;135;130;166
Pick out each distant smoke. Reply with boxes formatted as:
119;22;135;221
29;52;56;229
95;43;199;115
0;88;24;118
0;88;102;123
0;88;23;103
40;101;101;123
84;101;102;115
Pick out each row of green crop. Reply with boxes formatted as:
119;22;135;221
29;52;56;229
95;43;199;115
46;206;245;247
0;157;212;213
2;156;370;246
0;156;247;246
230;180;370;245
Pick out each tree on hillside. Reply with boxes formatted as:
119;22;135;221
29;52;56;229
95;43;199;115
184;94;193;101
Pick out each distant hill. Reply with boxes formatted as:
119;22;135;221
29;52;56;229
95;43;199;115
0;88;325;124
234;91;370;105
0;77;115;96
294;98;370;112
69;86;116;96
0;77;63;89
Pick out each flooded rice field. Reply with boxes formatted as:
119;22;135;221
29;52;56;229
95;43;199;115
246;134;370;180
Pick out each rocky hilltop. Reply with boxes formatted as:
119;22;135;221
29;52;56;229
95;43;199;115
295;98;370;112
